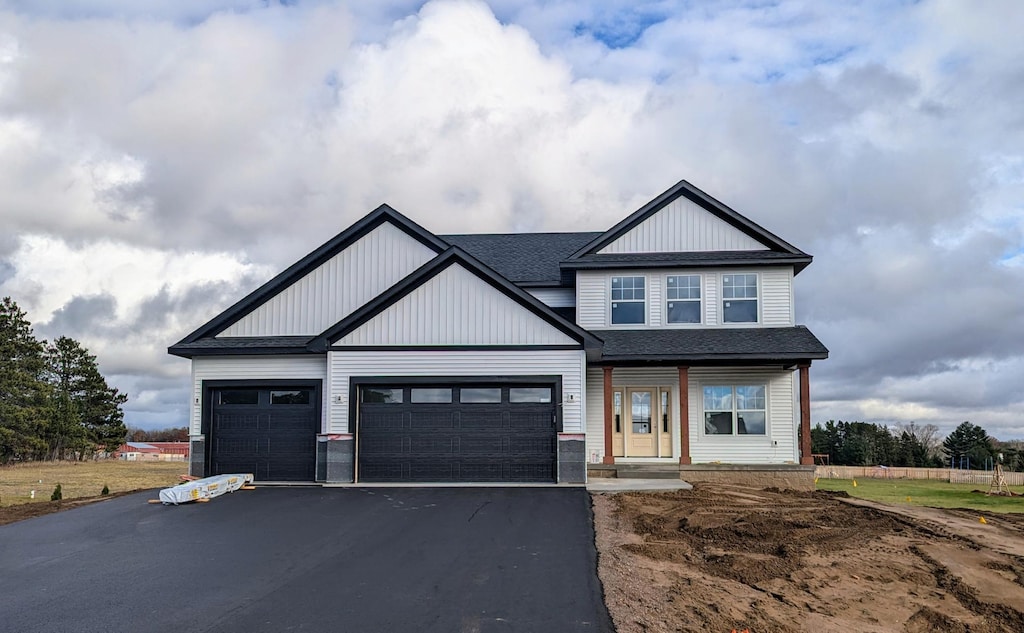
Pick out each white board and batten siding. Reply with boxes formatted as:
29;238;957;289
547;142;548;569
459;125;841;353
329;350;587;434
190;355;329;436
335;264;577;346
598;196;769;253
219;222;437;337
584;366;798;464
576;268;793;329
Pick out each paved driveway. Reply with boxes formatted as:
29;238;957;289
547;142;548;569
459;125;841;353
0;487;612;633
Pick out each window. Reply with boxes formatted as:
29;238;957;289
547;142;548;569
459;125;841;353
666;275;701;324
722;274;758;323
613;391;622;433
218;390;258;405
362;387;403;404
703;385;766;435
410;388;452;403
459;388;501;403
611;276;646;324
509;387;552;403
271;390;311;405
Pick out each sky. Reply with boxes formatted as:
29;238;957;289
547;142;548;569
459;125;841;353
1;0;1022;438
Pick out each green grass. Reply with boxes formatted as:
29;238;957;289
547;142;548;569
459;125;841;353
816;477;1024;513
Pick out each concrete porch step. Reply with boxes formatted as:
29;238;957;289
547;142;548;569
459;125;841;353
613;467;681;480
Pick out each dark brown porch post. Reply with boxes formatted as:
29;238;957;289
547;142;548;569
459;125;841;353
799;363;813;465
678;366;691;465
602;366;615;464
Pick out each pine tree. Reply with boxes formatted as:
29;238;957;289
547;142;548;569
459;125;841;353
0;297;51;462
44;336;128;460
942;421;994;470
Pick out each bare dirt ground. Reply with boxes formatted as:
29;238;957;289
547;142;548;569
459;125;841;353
593;484;1024;633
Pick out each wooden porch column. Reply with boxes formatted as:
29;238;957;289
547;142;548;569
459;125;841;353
602;366;615;464
678;366;691;465
799;363;813;465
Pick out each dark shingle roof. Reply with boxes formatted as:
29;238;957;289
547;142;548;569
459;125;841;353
441;232;601;286
597;326;828;364
562;250;811;270
168;336;314;358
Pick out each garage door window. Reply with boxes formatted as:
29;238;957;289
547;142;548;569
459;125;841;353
218;390;259;405
411;388;453;403
509;387;552;403
362;387;404;404
271;390;311;405
459;388;501;403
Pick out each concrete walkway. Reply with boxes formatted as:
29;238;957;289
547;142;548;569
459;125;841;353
586;478;692;492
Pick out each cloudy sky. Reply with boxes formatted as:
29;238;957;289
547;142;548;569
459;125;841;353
1;0;1021;438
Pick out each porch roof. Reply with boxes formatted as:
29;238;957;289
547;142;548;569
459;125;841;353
596;326;828;365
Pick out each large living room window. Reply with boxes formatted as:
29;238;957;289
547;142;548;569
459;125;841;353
666;274;701;324
611;276;646;324
703;385;766;435
722;273;758;323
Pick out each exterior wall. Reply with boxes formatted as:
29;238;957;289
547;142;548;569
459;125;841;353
219;222;436;337
576;268;794;329
328;349;586;434
526;287;575;308
597;196;769;253
335;264;577;346
189;355;329;435
585;366;797;465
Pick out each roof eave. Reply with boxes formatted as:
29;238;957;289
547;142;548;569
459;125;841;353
560;256;813;271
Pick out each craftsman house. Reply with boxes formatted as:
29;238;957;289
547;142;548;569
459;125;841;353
169;180;827;484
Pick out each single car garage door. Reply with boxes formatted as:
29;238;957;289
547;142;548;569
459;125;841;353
357;384;557;483
210;386;319;481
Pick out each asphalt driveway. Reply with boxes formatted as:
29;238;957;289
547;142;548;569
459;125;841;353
0;487;612;633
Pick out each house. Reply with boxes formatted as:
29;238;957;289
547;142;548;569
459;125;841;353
116;442;190;461
169;180;827;485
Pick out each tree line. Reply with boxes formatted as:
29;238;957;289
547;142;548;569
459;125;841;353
812;420;1023;471
0;297;127;463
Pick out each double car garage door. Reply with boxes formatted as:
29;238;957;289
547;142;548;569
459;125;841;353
209;383;558;483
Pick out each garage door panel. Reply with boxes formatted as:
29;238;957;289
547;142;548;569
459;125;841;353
358;382;556;483
268;412;317;430
215;412;261;431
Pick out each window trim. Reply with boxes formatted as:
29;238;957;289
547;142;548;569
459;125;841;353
664;273;703;326
720;272;760;325
609;274;647;326
700;384;768;436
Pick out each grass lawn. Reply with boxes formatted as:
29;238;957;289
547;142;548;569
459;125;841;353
0;461;185;506
816;477;1024;513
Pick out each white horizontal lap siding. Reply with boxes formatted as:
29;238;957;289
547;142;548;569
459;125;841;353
526;287;575;308
329;350;586;434
597;197;769;253
688;367;795;464
336;265;576;346
576;272;606;329
190;356;329;436
760;269;793;326
585;367;682;460
219;222;436;337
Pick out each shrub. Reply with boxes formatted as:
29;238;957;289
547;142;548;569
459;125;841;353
101;484;110;496
51;483;62;501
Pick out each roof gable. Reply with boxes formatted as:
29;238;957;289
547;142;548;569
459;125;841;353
566;180;810;265
310;248;601;352
175;205;448;344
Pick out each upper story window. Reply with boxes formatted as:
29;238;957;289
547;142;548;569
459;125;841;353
666;275;701;324
722;273;758;323
611;276;646;324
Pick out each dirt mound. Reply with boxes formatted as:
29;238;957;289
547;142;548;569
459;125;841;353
594;484;1024;633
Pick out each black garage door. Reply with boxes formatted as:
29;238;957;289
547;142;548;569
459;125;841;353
357;384;557;483
209;387;318;481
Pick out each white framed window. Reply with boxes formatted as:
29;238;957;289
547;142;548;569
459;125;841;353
610;276;646;325
722;273;758;323
702;385;766;435
666;274;701;324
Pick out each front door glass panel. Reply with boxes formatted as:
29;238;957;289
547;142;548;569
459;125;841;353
631;391;651;434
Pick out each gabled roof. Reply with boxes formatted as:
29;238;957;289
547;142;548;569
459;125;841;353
597;326;828;365
563;180;813;274
307;247;602;353
173;205;449;345
441;232;600;286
